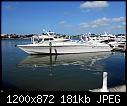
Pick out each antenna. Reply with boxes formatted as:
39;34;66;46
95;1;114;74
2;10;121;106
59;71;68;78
104;31;108;36
88;32;91;36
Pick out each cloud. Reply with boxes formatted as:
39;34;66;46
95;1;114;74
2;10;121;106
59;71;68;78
91;25;98;28
64;24;73;28
122;22;126;25
91;17;110;26
79;22;89;28
79;16;126;29
2;2;19;10
111;25;124;30
4;5;11;9
79;17;111;29
59;21;66;24
112;17;125;22
3;4;14;10
80;1;109;9
59;16;126;31
59;21;73;28
3;3;13;10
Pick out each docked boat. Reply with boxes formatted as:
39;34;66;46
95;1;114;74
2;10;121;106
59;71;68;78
16;31;113;54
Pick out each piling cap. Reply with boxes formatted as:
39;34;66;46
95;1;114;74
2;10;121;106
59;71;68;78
103;72;107;76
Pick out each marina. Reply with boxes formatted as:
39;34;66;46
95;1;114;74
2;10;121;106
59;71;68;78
1;1;126;92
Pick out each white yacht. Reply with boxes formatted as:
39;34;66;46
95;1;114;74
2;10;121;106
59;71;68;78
16;31;113;54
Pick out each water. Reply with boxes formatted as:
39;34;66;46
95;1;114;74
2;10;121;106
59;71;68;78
2;39;125;91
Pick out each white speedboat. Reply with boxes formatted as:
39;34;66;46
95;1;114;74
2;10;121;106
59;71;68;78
16;31;113;54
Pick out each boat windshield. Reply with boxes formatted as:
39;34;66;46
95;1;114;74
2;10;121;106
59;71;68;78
44;38;54;41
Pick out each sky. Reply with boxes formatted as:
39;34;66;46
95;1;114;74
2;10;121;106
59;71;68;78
1;1;126;35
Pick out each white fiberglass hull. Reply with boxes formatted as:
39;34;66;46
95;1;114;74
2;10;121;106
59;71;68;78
17;44;112;54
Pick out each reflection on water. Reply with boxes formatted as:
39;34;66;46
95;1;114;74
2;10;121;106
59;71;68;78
14;52;112;91
18;52;113;78
19;52;111;70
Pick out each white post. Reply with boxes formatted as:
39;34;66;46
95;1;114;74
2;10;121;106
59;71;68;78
32;36;35;44
100;72;109;92
69;35;71;39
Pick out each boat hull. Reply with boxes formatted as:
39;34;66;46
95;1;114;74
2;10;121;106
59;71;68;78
17;45;112;54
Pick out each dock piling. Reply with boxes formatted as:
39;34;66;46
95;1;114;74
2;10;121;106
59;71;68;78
49;42;52;55
100;72;109;92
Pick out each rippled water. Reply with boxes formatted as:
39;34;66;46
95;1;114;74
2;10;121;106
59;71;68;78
2;39;125;91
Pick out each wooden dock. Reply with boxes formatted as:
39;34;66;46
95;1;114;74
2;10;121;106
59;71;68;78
109;85;126;92
89;85;126;92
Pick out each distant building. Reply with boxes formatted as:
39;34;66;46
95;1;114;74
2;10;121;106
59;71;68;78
1;34;7;38
1;34;6;36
